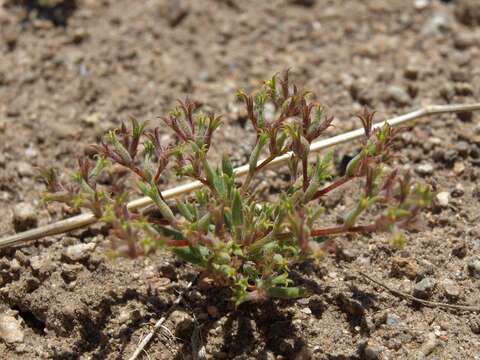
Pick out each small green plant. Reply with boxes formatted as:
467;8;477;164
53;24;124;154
42;72;432;305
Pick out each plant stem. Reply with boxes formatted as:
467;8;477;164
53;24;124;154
3;102;480;248
302;156;309;191
312;176;351;199
311;223;377;236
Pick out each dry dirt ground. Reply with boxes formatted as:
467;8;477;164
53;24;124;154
1;0;480;359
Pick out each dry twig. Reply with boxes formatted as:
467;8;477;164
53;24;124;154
358;271;480;312
1;103;480;249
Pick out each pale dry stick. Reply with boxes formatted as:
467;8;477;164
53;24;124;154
128;276;197;360
358;271;480;312
1;103;480;249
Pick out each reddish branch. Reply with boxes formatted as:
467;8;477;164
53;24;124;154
311;223;377;236
312;176;352;199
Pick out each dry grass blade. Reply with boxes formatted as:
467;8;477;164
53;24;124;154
359;271;480;312
1;103;479;249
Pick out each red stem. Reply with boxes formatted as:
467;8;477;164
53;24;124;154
255;155;275;172
302;156;309;191
166;239;189;247
312;176;352;199
311;223;377;236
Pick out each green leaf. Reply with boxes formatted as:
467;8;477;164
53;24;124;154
201;156;216;187
197;213;211;232
133;118;147;137
231;190;244;227
224;210;233;230
303;157;321;202
222;154;234;177
89;156;109;182
216;251;231;265
272;254;285;266
177;201;194;222
174;246;209;267
138;181;175;222
212;168;227;198
153;225;184;240
248;133;269;175
271;272;290;286
275;132;288;153
266;286;307;300
345;152;363;177
343;197;369;229
72;172;95;195
194;190;209;208
214;264;236;278
107;130;132;164
266;73;278;100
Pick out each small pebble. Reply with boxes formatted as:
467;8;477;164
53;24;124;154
12;202;38;232
454;141;470;157
337;292;365;316
417;259;435;279
420;332;438;356
301;307;312;315
470;316;480;334
467;259;480;278
387;85;412;106
82;112;103;126
451;183;465;198
169;310;193;337
415;163;434;177
362;340;385;360
413;277;436;299
16;161;34;177
444;149;459;164
0;313;24;343
435;192;450;208
414;0;429;10
390;256;418;280
422;13;451;35
63;243;96;262
442;278;460;300
25;144;38;158
455;83;474;96
61;263;83;282
404;66;419;80
385;312;402;326
451;242;467;258
454;161;465;175
454;32;478;50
